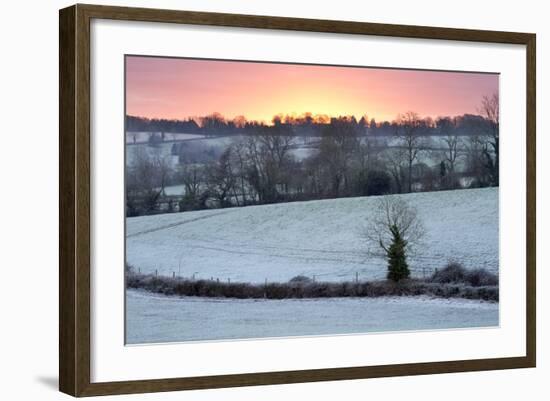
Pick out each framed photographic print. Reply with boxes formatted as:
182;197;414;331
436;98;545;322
59;4;536;397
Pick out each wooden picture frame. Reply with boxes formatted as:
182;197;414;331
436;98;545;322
59;3;536;397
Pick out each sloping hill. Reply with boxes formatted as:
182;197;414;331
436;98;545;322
126;188;498;283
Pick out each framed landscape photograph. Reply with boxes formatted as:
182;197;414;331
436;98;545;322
59;4;536;397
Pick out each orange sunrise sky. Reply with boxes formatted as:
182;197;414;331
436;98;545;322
125;56;499;123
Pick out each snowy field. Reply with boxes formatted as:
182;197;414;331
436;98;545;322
125;132;207;143
126;188;498;283
126;134;244;168
126;289;499;344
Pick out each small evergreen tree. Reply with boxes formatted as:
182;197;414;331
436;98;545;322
365;197;424;282
386;224;410;282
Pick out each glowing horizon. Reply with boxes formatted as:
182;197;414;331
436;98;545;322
126;56;499;124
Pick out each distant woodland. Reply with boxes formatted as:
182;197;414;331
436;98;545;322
126;94;499;217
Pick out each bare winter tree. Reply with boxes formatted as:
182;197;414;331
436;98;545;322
259;130;294;168
126;147;170;215
230;140;251;206
477;93;499;186
436;116;463;189
258;131;295;196
206;147;236;207
179;163;204;200
364;196;425;258
244;131;295;203
382;146;407;194
465;133;490;187
395;112;424;193
319;117;361;196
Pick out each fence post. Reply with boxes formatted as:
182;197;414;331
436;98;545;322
355;272;359;283
172;271;175;279
155;269;158;277
264;278;267;299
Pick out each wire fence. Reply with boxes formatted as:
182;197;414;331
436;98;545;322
133;253;497;285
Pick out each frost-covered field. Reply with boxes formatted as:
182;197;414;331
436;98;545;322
125;132;207;143
126;289;498;344
126;187;498;283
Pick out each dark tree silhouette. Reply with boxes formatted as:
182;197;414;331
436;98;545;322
386;224;410;282
395;112;424;193
365;197;425;281
478;93;499;186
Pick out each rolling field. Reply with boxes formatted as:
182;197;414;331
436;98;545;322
126;187;498;283
126;289;499;344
